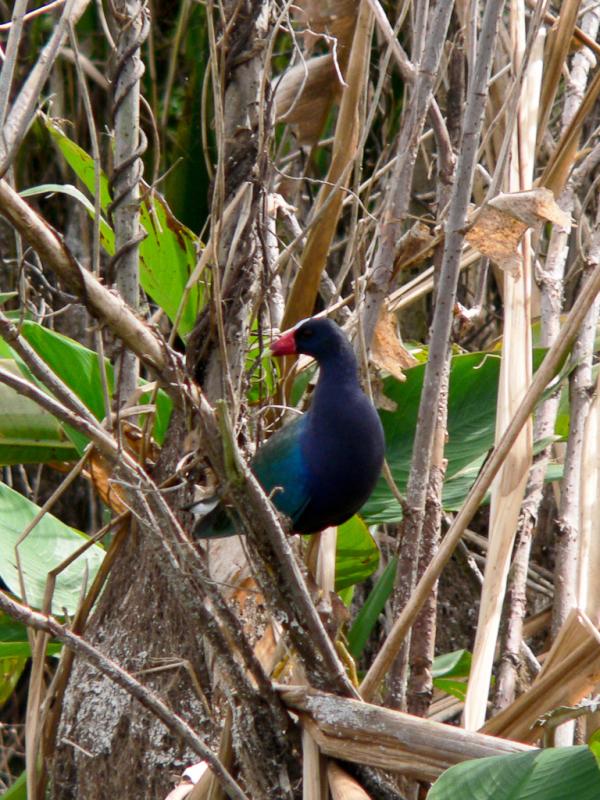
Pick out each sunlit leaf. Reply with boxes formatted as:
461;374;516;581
429;746;600;800
45;119;203;336
0;359;78;464
335;516;379;591
0;482;104;614
347;557;396;658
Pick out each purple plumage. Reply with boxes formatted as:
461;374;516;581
192;317;385;538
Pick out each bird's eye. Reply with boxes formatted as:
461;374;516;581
301;329;313;338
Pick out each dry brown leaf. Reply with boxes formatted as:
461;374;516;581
85;422;158;514
274;55;340;144
254;624;280;674
466;206;527;272
466;189;571;271
371;307;417;381
489;188;571;228
393;221;437;274
293;0;358;51
274;0;358;144
280;2;370;331
86;452;128;515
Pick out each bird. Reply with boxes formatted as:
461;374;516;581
191;316;385;538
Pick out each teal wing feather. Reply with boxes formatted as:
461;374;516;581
251;414;311;526
193;413;310;539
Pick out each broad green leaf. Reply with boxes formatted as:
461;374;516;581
347;557;396;658
363;350;550;524
45;119;111;208
432;649;470;699
335;516;379;591
290;364;317;407
138;197;202;337
0;482;104;614
0;292;17;306
0;654;26;709
0;359;78;464
428;746;600;800
432;649;472;679
0;641;61;659
589;729;600;771
45;119;203;336
19;321;114;421
16;321;114;453
0;613;27;708
363;353;501;523
9;322;171;451
433;678;467;701
0;770;26;799
0;614;60;707
20;183;114;252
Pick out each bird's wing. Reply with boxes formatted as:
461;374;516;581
193;414;310;539
251;413;311;527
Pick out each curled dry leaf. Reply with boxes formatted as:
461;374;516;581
275;55;341;144
273;0;358;144
86;452;128;515
370;307;418;382
393;221;437;275
86;422;159;514
466;188;572;272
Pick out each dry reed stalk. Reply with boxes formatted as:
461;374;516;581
327;762;372;800
463;0;541;731
536;0;582;150
483;609;600;742
578;367;600;620
303;729;326;800
281;1;371;330
280;686;533;781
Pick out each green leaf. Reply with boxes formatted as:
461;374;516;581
0;292;18;306
290;364;317;407
19;321;114;421
363;350;550;524
588;729;600;771
0;613;27;708
0;641;61;659
0;770;26;800
347;557;396;659
45;119;203;337
20;184;114;252
0;482;104;614
428;746;600;800
432;649;472;679
0;614;60;708
45;119;112;208
139;196;203;337
0;359;79;465
16;321;114;453
0;654;26;709
335;516;380;591
433;678;467;702
8;322;171;452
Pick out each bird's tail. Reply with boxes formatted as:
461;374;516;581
188;498;239;539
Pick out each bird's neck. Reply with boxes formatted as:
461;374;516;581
312;351;361;412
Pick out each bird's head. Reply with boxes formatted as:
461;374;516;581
270;317;348;361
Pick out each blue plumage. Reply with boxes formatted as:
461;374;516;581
191;317;385;538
